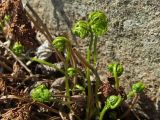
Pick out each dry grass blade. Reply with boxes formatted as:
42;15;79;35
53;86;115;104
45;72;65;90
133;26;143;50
1;103;31;120
25;3;66;63
0;78;6;94
0;95;66;116
0;95;31;102
26;3;53;42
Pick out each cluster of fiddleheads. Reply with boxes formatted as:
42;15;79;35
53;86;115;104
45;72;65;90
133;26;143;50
28;10;145;120
31;84;52;103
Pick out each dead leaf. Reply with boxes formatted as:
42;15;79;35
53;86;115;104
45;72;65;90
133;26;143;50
1;104;31;120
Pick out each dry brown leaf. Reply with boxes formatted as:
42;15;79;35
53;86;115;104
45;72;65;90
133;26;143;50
0;78;6;94
0;0;38;48
1;103;31;120
11;61;25;78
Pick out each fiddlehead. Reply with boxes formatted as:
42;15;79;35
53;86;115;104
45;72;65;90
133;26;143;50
72;20;89;39
100;95;123;120
72;11;108;119
121;82;145;119
67;67;77;77
12;41;24;56
108;63;123;77
52;36;72;107
72;20;93;119
108;63;123;89
88;11;108;36
107;95;123;109
31;84;52;103
52;36;70;52
132;82;145;93
128;82;145;98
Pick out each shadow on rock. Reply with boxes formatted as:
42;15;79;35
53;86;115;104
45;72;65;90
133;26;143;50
51;0;77;42
138;93;160;120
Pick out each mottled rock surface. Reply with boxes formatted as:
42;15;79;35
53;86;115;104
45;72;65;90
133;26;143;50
27;0;160;119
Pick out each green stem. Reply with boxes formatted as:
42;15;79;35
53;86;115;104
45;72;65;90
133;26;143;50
72;48;101;84
93;35;100;115
86;31;94;119
72;48;102;119
93;35;98;67
31;57;64;74
127;91;136;98
99;105;110;120
113;64;119;90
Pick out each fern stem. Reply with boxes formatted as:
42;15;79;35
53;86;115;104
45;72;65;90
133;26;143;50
86;31;94;119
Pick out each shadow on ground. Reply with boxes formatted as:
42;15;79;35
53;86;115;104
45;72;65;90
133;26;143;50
51;0;77;42
138;93;160;120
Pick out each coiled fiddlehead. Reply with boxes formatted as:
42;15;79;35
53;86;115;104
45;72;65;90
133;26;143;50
108;63;123;77
107;95;123;109
121;82;145;119
108;63;123;89
67;67;77;77
100;95;123;120
128;82;145;98
12;42;24;56
72;19;94;119
72;20;89;39
88;11;108;36
52;36;70;52
132;82;145;93
52;36;72;108
31;84;52;103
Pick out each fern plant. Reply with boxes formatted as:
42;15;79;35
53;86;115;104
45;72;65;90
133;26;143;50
29;10;145;120
31;84;52;103
12;42;24;56
72;11;108;119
